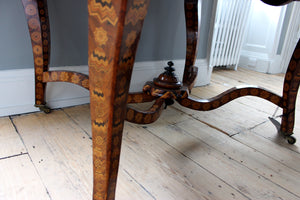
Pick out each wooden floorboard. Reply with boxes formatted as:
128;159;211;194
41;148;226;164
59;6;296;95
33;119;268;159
144;115;300;200
249;119;300;153
0;117;26;159
11;110;93;200
173;117;300;197
121;123;249;200
232;131;300;173
1;68;300;199
0;154;50;200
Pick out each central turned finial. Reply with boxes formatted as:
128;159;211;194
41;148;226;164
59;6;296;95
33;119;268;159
164;61;176;76
153;61;182;89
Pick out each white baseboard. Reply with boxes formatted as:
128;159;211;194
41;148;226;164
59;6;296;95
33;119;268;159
0;59;210;117
238;50;283;74
239;50;270;73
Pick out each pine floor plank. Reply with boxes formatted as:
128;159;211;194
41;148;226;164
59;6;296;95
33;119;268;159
63;104;92;137
11;110;157;200
173;117;300;197
249;119;300;153
144;111;300;200
121;123;249;200
0;117;26;159
232;130;300;174
212;68;284;92
116;166;156;200
11;110;93;200
0;154;50;200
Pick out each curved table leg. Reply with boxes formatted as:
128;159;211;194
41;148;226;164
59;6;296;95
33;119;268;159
22;0;51;113
280;40;300;143
88;0;150;199
183;0;201;91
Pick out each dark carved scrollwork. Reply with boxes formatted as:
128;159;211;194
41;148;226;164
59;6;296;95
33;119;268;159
261;0;300;6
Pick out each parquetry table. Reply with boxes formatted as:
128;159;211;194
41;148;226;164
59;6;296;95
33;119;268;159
21;0;300;199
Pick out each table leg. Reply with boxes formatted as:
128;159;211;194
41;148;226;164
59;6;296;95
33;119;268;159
22;0;51;113
183;0;201;90
281;39;300;142
88;0;150;199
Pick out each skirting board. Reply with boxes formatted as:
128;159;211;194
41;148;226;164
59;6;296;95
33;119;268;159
238;50;273;73
0;59;210;117
238;53;284;74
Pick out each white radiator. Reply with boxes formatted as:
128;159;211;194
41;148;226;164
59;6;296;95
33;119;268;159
209;0;251;69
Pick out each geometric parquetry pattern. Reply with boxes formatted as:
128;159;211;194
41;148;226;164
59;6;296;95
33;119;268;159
88;0;150;199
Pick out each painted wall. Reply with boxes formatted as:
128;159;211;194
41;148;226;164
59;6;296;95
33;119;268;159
0;0;213;70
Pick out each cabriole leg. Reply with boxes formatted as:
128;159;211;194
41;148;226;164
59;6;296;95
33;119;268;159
183;0;201;90
22;0;51;113
88;0;150;199
281;40;300;144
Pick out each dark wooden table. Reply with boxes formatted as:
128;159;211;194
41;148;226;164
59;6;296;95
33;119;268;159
21;0;300;199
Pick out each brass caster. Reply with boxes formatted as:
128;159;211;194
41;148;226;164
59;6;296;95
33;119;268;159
35;104;51;114
286;135;296;145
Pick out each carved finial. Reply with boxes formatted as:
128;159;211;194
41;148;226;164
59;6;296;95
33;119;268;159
153;61;182;89
164;61;175;75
